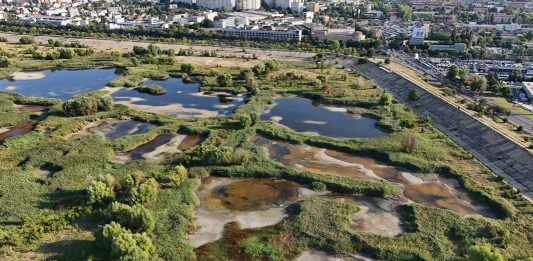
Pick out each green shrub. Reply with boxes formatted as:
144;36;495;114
242;236;284;261
466;243;504;261
169;165;188;187
101;222;155;261
135;85;166;95
0;56;9;68
311;181;327;191
131;178;158;205
62;94;113;117
18;36;34;44
109;202;155;233
239;114;252;128
87;175;117;205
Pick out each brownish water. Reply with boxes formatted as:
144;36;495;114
189;177;324;248
16;104;49;113
178;134;202;151
0;120;38;142
211;179;300;211
252;136;495;218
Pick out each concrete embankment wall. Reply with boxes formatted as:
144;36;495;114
356;62;533;199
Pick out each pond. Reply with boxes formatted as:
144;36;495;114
108;78;244;118
113;134;202;162
261;97;387;138
0;69;119;101
189;177;325;248
0;120;38;143
69;118;156;141
252;136;496;218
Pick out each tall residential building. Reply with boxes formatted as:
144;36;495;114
172;0;196;6
236;0;261;10
196;0;235;10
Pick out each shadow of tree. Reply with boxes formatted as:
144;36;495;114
37;239;106;261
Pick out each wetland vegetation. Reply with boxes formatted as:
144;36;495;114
0;38;531;261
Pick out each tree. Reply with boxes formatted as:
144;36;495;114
250;113;260;126
217;73;233;87
264;60;280;73
470;76;487;93
131;178;158;205
147;44;161;56
447;65;459;80
18;36;34;44
132;46;148;56
109;202;155;233
500;87;512;98
466;243;504;261
239;114;252;128
486;73;501;94
58;49;75;59
379;92;393;107
169;164;188;187
397;4;413;20
87;175;116;205
0;56;9;68
101;222;155;261
180;63;195;74
240;69;255;85
384;58;391;64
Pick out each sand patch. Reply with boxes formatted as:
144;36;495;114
11;71;46;80
322;106;348;113
303;120;327;125
270;116;283;122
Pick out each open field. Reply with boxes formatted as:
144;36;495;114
0;32;315;63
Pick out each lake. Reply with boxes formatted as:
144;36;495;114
109;78;244;118
261;97;387;138
0;69;119;100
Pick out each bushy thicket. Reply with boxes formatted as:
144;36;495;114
63;92;113;116
135;85;166;95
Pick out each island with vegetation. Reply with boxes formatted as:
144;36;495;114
0;37;531;261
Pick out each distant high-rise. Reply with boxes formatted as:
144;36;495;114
196;0;236;10
236;0;261;10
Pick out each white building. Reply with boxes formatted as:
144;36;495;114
205;11;218;21
214;18;235;28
